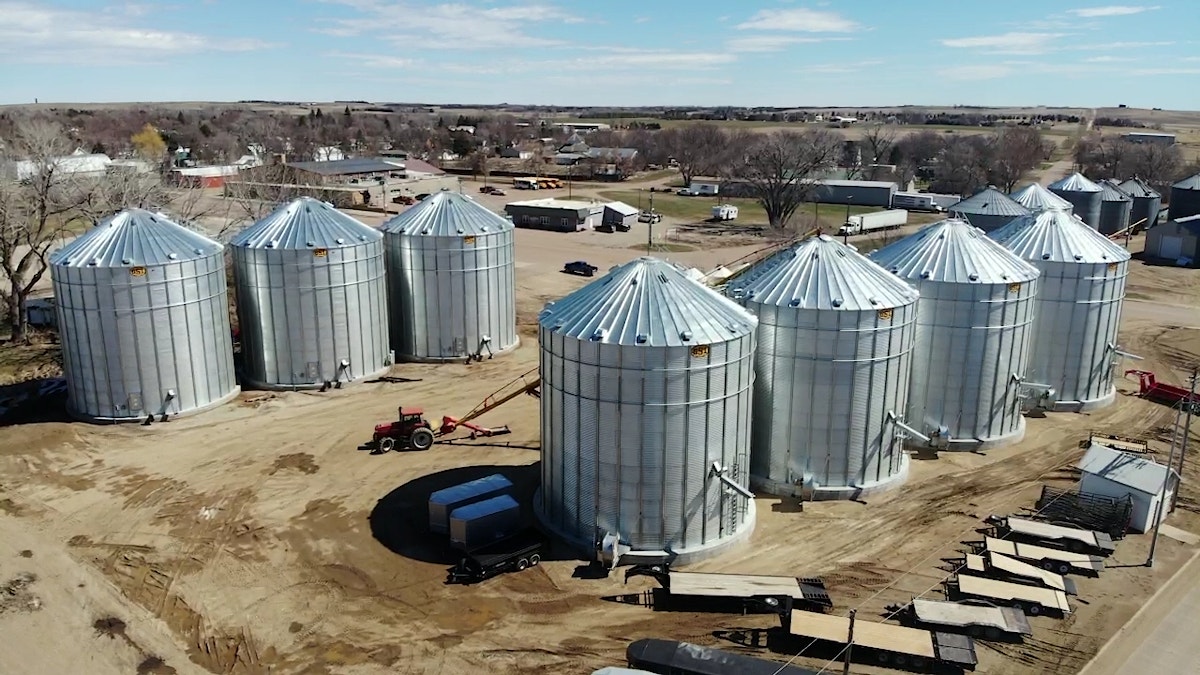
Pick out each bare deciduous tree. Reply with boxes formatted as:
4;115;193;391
726;129;843;230
661;123;726;186
988;127;1049;192
861;124;897;165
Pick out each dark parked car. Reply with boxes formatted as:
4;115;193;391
564;260;599;277
415;193;431;201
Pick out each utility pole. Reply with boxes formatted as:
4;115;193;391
646;191;654;256
843;196;853;244
1172;367;1198;510
842;609;857;675
1148;397;1185;567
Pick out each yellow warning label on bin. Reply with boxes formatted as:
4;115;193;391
1008;282;1021;294
877;308;893;320
129;266;147;277
463;235;477;245
313;248;328;258
690;345;710;358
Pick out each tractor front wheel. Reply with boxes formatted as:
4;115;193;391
410;428;435;451
378;437;396;453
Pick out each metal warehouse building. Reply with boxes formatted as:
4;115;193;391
504;198;603;232
1145;215;1200;266
810;179;898;208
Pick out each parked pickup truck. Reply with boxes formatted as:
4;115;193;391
564;260;599;277
446;529;546;584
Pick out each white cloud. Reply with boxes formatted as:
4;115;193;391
941;32;1066;54
318;0;584;49
725;35;851;52
332;49;735;76
1068;5;1160;17
635;16;650;23
938;64;1014;79
803;59;886;74
1083;55;1133;62
736;8;859;32
328;52;420;69
1070;40;1175;50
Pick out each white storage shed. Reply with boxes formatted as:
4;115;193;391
1077;443;1179;533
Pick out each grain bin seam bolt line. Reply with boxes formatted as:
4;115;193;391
767;486;1081;675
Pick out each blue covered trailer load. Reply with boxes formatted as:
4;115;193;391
428;473;514;534
449;494;521;551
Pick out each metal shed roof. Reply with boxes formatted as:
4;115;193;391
230;196;381;249
1118;177;1161;198
51;208;222;267
1049;172;1103;193
1010;182;1074;213
869;218;1040;284
989;209;1131;264
1098;180;1131;203
1171;213;1200;234
728;234;918;311
381;190;514;236
948;187;1032;218
539;256;757;346
604;201;639;216
1173;172;1200;190
287;158;401;176
1078;443;1177;496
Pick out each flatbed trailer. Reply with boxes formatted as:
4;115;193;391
446;529;544;584
624;566;833;614
991;516;1116;555
952;573;1071;616
983;536;1104;576
896;598;1032;640
626;639;820;675
783;609;977;671
965;552;1078;595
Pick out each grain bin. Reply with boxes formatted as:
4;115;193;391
382;190;517;362
50;209;238;421
726;235;919;499
1049;173;1103;229
537;257;758;562
1168;172;1200;222
230;197;389;388
1118;177;1162;232
948;186;1031;232
869;219;1040;450
1096;180;1133;236
1010;182;1073;214
990;210;1130;411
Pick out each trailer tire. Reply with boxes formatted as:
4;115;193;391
1028;604;1041;616
875;652;889;664
378;437;395;453
893;654;907;667
911;655;928;670
517;558;529;571
529;554;541;566
1041;560;1054;571
1057;563;1072;575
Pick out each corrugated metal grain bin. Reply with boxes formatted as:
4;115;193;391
449;494;521;551
1168;172;1200;222
537;257;758;563
50;209;238;421
1118;177;1162;232
230;198;390;388
1049;173;1103;229
381;190;518;362
727;235;919;499
428;473;514;534
990;210;1130;411
1010;183;1074;214
949;186;1031;232
1097;180;1132;236
870;219;1040;450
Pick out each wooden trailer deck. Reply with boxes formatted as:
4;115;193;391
984;536;1105;573
910;598;1033;637
668;572;818;600
789;610;937;658
965;552;1078;594
955;574;1072;614
1001;517;1116;553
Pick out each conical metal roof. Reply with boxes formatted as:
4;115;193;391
868;218;1040;285
1010;182;1073;213
728;234;918;311
380;189;513;236
539;257;757;346
948;186;1031;218
51;208;221;267
989;210;1131;265
1098;180;1131;203
1173;172;1200;190
230;197;381;249
1049;172;1103;193
1118;177;1160;198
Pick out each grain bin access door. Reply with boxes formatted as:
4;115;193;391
1158;236;1183;260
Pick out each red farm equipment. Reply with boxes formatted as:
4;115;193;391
1125;370;1199;412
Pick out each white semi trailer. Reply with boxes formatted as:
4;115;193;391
838;209;909;236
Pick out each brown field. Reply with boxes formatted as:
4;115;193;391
2;166;1200;675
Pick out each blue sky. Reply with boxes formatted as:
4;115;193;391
1;1;1197;109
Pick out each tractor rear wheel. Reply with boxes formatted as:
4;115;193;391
378;437;395;453
410;428;435;451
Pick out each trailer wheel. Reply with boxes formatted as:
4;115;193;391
378;437;395;453
529;554;541;566
893;654;907;667
1057;562;1072;575
517;558;529;571
911;655;928;670
1028;604;1041;616
875;652;889;664
1041;560;1055;571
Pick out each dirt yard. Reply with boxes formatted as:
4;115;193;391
1;225;1199;675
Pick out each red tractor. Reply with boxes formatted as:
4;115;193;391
372;406;437;452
